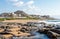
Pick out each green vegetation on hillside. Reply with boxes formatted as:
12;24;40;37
0;17;55;21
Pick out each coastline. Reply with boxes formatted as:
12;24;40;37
0;19;60;39
2;19;40;24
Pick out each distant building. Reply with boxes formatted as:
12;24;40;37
0;10;54;20
30;15;41;18
0;13;13;18
0;10;29;18
14;10;28;18
41;15;50;18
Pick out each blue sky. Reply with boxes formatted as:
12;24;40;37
0;0;60;18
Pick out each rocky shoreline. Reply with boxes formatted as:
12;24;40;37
0;21;60;39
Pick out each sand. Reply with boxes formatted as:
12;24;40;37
0;19;40;38
2;19;40;24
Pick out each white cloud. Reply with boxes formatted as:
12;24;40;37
7;0;35;7
13;0;34;7
23;5;41;15
7;0;19;2
26;1;34;5
13;1;24;7
6;0;41;15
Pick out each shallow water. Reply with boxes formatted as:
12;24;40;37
12;32;50;39
30;31;50;39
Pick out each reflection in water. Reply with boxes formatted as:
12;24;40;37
12;32;50;39
30;31;50;39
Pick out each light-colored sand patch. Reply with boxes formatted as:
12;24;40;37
0;28;4;32
2;20;40;24
2;34;13;38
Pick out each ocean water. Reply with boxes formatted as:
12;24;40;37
46;20;60;22
45;20;60;24
14;20;60;39
13;32;50;39
33;20;60;39
35;20;60;39
31;32;50;39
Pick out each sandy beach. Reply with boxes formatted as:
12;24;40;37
2;19;40;24
0;19;40;38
